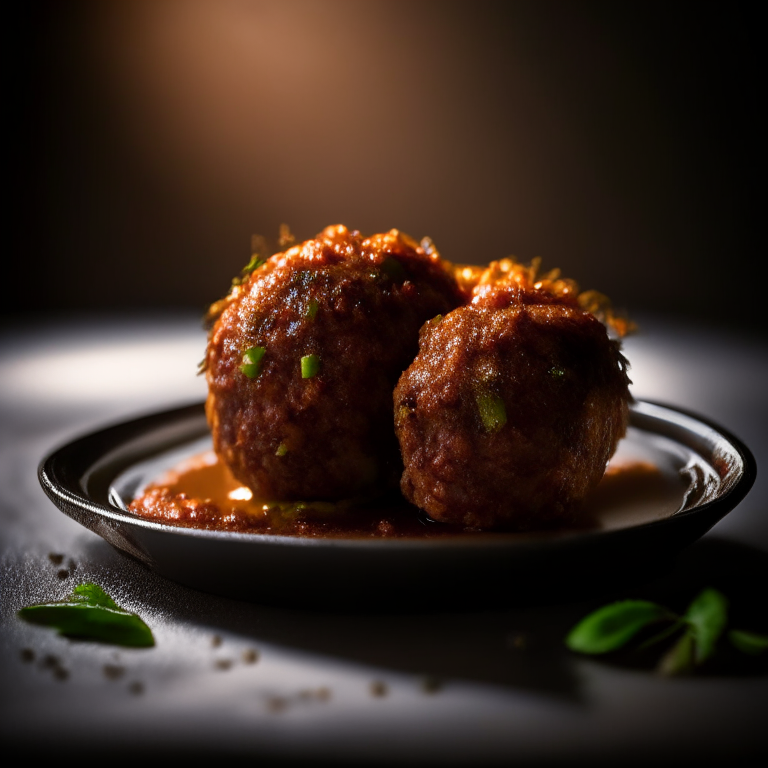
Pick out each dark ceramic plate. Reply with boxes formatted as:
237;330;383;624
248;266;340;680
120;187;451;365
39;400;756;607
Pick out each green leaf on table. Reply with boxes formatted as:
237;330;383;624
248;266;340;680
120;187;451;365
71;582;119;609
18;583;154;648
682;588;728;664
565;600;671;654
728;629;768;656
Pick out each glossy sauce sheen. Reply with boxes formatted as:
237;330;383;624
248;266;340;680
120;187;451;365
128;451;685;538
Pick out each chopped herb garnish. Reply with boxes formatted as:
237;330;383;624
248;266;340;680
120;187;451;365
474;390;507;433
301;354;320;379
548;365;566;378
18;582;154;648
275;442;288;457
243;346;266;365
240;364;260;379
231;252;267;287
242;253;266;276
240;346;266;378
305;299;319;320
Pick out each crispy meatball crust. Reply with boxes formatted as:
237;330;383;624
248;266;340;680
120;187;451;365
205;225;464;501
394;303;631;530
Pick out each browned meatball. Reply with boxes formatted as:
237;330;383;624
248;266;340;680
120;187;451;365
205;224;464;501
394;302;631;530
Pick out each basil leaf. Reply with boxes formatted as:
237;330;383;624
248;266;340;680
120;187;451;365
657;630;695;676
18;582;154;648
728;629;768;656
566;600;670;654
683;588;728;664
71;582;118;609
18;603;154;648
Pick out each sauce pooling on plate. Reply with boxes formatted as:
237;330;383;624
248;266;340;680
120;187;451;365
128;451;685;539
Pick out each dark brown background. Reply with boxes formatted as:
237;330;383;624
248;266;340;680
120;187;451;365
8;0;763;337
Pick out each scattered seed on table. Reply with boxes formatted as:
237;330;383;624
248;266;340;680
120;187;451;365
103;664;125;680
420;676;442;694
370;681;388;697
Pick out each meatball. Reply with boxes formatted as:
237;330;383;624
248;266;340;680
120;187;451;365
394;302;631;530
205;224;464;501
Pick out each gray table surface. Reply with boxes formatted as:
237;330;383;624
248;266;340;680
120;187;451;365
1;312;766;766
